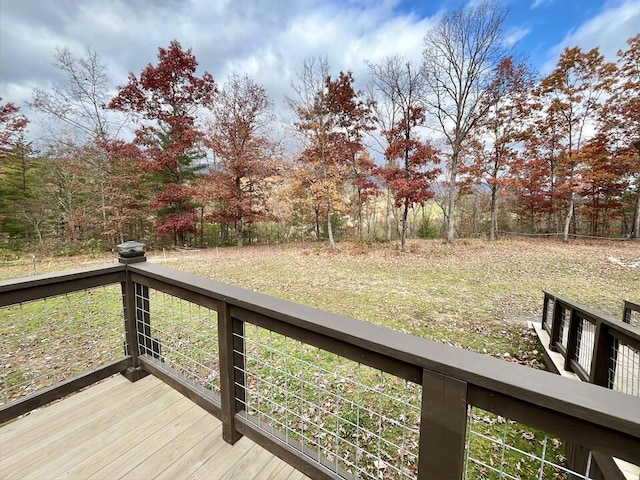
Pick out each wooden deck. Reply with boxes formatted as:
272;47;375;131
0;375;309;480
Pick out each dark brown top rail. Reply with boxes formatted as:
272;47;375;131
0;263;125;307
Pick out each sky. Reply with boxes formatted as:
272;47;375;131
0;0;639;144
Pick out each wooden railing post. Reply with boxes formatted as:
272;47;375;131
542;292;551;332
623;300;640;326
564;308;579;372
218;302;245;444
121;261;149;382
589;321;615;387
417;369;468;479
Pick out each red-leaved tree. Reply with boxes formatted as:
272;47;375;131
326;71;378;239
0;99;29;151
108;40;216;245
375;106;440;252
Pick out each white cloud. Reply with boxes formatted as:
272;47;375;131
541;0;640;73
530;0;554;9
504;26;531;46
0;0;440;144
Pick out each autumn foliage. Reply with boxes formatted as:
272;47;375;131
2;29;640;251
108;40;216;245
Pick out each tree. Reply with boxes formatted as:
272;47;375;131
367;56;425;243
538;46;616;242
29;47;125;247
204;74;280;246
374;106;440;251
100;140;152;243
606;35;640;238
0;100;29;150
326;71;377;239
422;0;508;243
30;46;115;143
109;40;216;245
286;57;346;248
519;94;567;233
578;137;628;236
462;57;535;240
0;100;34;241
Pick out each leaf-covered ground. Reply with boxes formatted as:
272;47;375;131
3;237;638;364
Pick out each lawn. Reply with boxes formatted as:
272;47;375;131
2;237;638;363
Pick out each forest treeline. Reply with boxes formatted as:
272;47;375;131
1;2;639;255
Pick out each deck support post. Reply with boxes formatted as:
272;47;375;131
418;369;468;479
219;302;245;444
121;259;150;382
550;298;563;352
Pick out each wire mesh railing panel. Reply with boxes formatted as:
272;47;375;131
608;338;640;397
0;285;124;404
543;297;554;334
464;407;595;480
558;307;571;349
573;317;595;375
624;307;640;328
134;286;220;398
235;324;421;479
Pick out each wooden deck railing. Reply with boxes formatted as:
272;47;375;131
542;290;640;395
624;300;640;328
1;258;639;479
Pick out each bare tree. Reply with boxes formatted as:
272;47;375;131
30;46;119;143
29;46;126;245
422;1;508;243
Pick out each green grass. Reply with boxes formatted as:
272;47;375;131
466;408;568;479
0;285;123;401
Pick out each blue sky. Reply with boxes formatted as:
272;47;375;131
0;0;638;143
394;0;638;71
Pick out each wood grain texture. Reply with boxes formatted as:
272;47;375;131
0;375;308;480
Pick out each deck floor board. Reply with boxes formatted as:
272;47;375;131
0;375;309;480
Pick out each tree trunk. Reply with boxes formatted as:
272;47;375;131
385;188;392;242
327;201;336;248
489;183;498;241
357;188;363;240
563;193;574;243
199;207;205;245
314;206;321;241
446;152;458;243
631;182;640;239
236;218;243;247
400;200;409;252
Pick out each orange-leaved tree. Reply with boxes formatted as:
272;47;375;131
537;46;616;242
461;57;535;240
203;74;280;247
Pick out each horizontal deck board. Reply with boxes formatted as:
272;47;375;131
0;375;308;480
